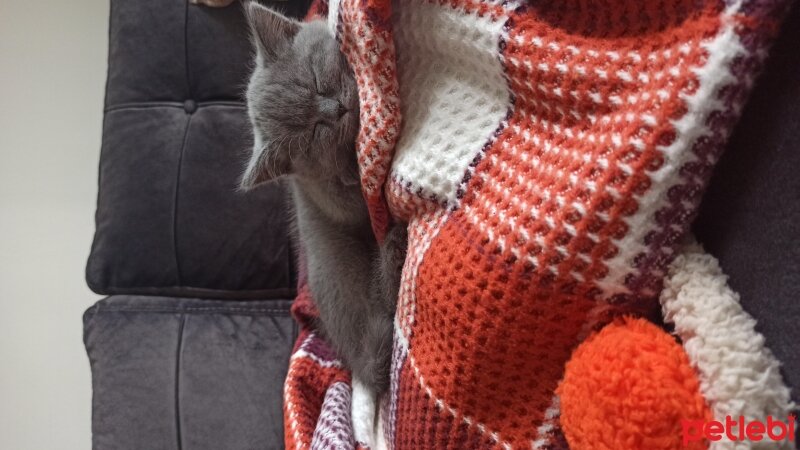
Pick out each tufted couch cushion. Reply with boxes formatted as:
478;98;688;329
84;2;311;449
83;296;296;449
86;0;311;299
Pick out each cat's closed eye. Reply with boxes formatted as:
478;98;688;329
312;70;322;95
311;68;333;97
312;122;322;140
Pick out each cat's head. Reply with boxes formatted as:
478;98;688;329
240;2;360;190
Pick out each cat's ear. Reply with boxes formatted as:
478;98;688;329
239;140;291;190
245;2;300;62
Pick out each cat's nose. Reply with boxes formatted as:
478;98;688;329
318;97;347;122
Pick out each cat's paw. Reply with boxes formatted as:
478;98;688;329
189;0;236;7
382;222;408;271
354;315;393;395
357;359;390;396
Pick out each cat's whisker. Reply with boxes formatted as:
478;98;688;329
333;140;343;178
267;136;285;177
286;135;299;169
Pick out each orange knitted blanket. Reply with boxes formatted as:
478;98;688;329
283;1;793;449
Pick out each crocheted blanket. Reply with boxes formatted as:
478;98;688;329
284;1;796;449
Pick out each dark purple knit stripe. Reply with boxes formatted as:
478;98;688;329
623;2;790;298
304;334;341;363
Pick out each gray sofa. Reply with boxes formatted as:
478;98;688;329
83;1;798;449
83;1;310;449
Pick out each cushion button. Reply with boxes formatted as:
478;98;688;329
183;99;197;114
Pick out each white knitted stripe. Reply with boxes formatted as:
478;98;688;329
407;352;513;449
326;0;340;33
397;209;449;341
284;367;307;450
351;378;378;449
292;333;345;369
384;210;448;447
531;395;561;449
291;348;345;369
529;295;617;449
382;323;409;449
374;408;388;450
389;0;512;208
599;3;748;298
285;335;317;450
661;242;796;450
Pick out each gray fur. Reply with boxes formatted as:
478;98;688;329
241;2;405;394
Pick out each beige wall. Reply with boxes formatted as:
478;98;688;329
0;1;108;448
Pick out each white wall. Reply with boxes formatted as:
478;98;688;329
0;1;108;449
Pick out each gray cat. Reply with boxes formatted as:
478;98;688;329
240;2;406;395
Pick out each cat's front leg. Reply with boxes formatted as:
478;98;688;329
378;222;408;315
354;313;394;394
354;223;407;395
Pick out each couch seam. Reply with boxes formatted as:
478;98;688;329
184;0;192;99
104;102;185;112
92;285;297;300
173;114;193;286
197;101;244;108
103;101;245;113
175;314;187;450
93;307;292;315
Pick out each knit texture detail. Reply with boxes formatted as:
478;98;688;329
660;241;797;450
